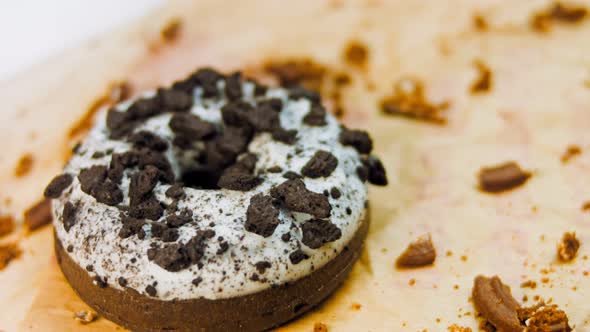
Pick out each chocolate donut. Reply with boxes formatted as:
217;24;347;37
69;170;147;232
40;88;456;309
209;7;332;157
44;68;387;331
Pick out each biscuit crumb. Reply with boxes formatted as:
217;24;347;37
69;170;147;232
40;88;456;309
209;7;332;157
478;161;531;193
24;199;52;231
161;18;182;42
14;154;33;177
343;40;369;68
470;60;492;94
473;14;488;31
448;324;472;332
313;322;328;332
380;78;450;124
74;310;98;324
0;215;15;237
0;243;21;270
531;2;588;32
558;232;580;262
561;145;581;163
351;302;362;310
396;234;436;268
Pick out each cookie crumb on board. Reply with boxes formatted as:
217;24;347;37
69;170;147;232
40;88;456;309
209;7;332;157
24;199;53;231
396;233;436;268
0;215;15;238
473;14;488;31
557;232;580;262
161;17;183;42
14;153;34;177
313;322;328;332
74;310;98;324
343;40;369;68
380;77;450;125
561;145;581;163
0;243;22;271
470;60;492;94
530;1;588;33
478;161;531;193
447;324;472;332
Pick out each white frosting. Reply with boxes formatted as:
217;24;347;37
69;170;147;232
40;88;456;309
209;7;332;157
52;83;368;301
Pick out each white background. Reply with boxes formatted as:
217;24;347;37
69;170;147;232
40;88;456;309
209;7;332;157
0;0;163;82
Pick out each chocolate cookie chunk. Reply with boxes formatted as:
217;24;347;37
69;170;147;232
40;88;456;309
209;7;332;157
303;104;327;126
270;179;331;218
44;173;73;198
118;216;146;239
301;219;342;249
363;156;388;185
289;249;310;264
169;113;216;141
128;131;168;151
339;127;373;154
158;88;193;112
129;166;160;206
301;150;338;178
62;202;78;232
245;194;280;237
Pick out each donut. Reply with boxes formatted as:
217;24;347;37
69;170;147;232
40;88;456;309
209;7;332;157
44;68;387;331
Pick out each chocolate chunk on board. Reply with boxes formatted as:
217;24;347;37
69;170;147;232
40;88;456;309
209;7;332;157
24;199;52;231
395;234;436;268
245;194;280;237
301;219;342;249
270;179;331;218
44;173;73;198
301;150;338;178
478;161;531;193
472;276;522;332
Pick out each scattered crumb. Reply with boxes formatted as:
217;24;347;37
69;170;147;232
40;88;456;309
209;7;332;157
313;322;328;332
558;232;580;262
409;278;416;286
461;255;468;262
68;81;132;139
396;233;436;268
14;154;33;177
521;280;538;289
74;310;98;324
0;243;22;270
582;201;590;212
478;161;531;193
351;303;362;310
446;250;453;257
343;40;369;68
561;145;581;163
24;199;52;232
531;2;588;32
473;14;488;31
0;215;15;237
161;17;182;42
448;324;472;332
454;284;460;290
540;277;550;284
470;60;492;94
380;77;450;124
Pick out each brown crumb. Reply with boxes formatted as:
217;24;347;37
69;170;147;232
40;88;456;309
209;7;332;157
558;232;580;262
447;324;472;332
68;81;132;139
540;277;550;284
343;40;369;68
396;233;436;268
531;2;588;33
478;161;531;193
521;280;538;289
473;14;488;31
582;201;590;212
470;60;492;94
0;215;15;238
461;255;468;262
24;199;52;231
518;304;572;332
313;322;328;332
351;303;362;310
561;145;581;163
380;77;450;125
409;278;416;286
161;17;182;42
14;154;34;177
74;310;98;324
0;243;22;270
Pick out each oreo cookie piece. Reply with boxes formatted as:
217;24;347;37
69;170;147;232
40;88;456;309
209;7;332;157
301;150;338;178
301;219;342;249
44;173;73;198
339;127;373;154
245;194;280;237
270;179;331;218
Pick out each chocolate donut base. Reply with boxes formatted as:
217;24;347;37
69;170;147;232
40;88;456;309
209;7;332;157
55;212;369;331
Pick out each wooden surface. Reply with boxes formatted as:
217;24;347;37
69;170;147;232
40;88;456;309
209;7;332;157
2;0;590;331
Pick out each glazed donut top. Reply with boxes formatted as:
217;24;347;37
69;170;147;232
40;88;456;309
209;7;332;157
44;68;387;300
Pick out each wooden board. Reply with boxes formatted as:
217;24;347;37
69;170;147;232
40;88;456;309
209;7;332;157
1;0;590;331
